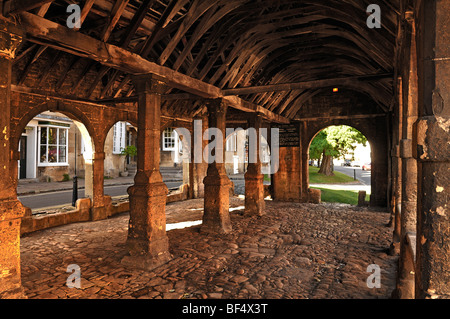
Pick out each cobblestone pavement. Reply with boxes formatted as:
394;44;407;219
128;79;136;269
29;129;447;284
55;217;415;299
20;198;397;299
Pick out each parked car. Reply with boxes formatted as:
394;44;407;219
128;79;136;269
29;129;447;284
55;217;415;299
362;163;371;171
342;159;352;166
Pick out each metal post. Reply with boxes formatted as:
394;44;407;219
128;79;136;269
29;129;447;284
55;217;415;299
72;131;78;206
354;169;357;181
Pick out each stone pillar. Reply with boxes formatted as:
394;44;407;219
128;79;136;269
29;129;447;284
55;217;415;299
201;99;232;234
90;151;111;220
396;14;419;299
390;77;403;254
390;144;402;253
244;113;265;216
299;121;310;202
121;74;171;270
272;123;302;202
0;19;25;298
415;0;450;299
189;111;208;198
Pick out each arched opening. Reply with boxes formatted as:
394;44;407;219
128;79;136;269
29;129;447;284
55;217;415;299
308;125;371;206
160;127;185;191
104;121;137;179
224;128;272;196
16;111;95;211
98;121;138;203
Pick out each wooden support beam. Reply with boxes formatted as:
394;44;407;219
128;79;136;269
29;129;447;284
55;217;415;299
16;12;290;124
222;73;393;95
17;12;222;98
222;96;290;124
294;113;387;121
3;0;55;15
101;0;130;42
10;84;193;123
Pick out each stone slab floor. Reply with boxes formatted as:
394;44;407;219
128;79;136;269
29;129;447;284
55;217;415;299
20;197;398;299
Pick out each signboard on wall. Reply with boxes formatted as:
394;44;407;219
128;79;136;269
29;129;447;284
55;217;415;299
272;124;299;147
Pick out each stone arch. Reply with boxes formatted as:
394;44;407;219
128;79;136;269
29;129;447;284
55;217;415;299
103;119;138;179
304;116;388;207
11;100;99;156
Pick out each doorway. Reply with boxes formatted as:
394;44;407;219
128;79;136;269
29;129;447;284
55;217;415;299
19;135;27;179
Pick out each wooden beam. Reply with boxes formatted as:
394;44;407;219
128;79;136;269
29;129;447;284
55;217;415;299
96;93;202;104
3;0;55;15
10;84;193;122
18;12;222;99
16;12;290;124
294;113;387;121
222;96;290;124
101;0;130;42
222;73;393;95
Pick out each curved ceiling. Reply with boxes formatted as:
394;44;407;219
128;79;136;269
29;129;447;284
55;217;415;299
12;0;400;120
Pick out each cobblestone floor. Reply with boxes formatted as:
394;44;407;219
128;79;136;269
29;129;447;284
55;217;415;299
20;198;397;299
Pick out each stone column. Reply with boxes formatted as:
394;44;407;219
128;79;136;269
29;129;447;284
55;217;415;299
299;121;310;202
0;19;25;299
244;113;265;216
189;111;208;198
390;144;402;254
201;99;232;234
90;151;111;220
121;74;171;270
390;77;403;255
415;0;450;299
272;123;302;202
396;14;419;299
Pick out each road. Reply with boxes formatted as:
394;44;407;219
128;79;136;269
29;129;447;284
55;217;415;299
332;165;371;185
18;181;183;210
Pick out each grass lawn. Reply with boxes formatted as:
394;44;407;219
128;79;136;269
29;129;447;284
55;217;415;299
309;166;356;184
309;166;369;205
311;187;370;206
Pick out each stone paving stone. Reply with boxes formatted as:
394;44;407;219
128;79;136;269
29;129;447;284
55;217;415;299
20;198;397;299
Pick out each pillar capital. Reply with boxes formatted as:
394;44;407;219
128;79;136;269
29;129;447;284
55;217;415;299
205;98;227;116
132;74;167;95
247;112;264;128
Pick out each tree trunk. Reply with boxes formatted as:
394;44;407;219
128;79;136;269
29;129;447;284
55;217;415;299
318;153;334;176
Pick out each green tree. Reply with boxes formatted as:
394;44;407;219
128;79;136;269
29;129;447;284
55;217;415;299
309;126;367;176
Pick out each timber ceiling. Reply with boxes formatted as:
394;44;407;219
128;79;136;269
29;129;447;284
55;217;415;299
7;0;402;122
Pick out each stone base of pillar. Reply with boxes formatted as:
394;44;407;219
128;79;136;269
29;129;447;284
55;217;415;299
244;173;265;216
0;199;26;298
90;196;112;221
122;179;172;270
121;237;172;272
389;240;401;256
202;174;232;234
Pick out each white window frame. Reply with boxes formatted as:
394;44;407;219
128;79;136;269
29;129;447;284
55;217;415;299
37;125;69;167
162;128;177;151
226;133;237;152
113;122;127;154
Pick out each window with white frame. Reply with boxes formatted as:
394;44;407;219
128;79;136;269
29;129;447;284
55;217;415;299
38;124;69;165
162;128;176;151
226;133;237;152
261;144;271;163
113;122;126;154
